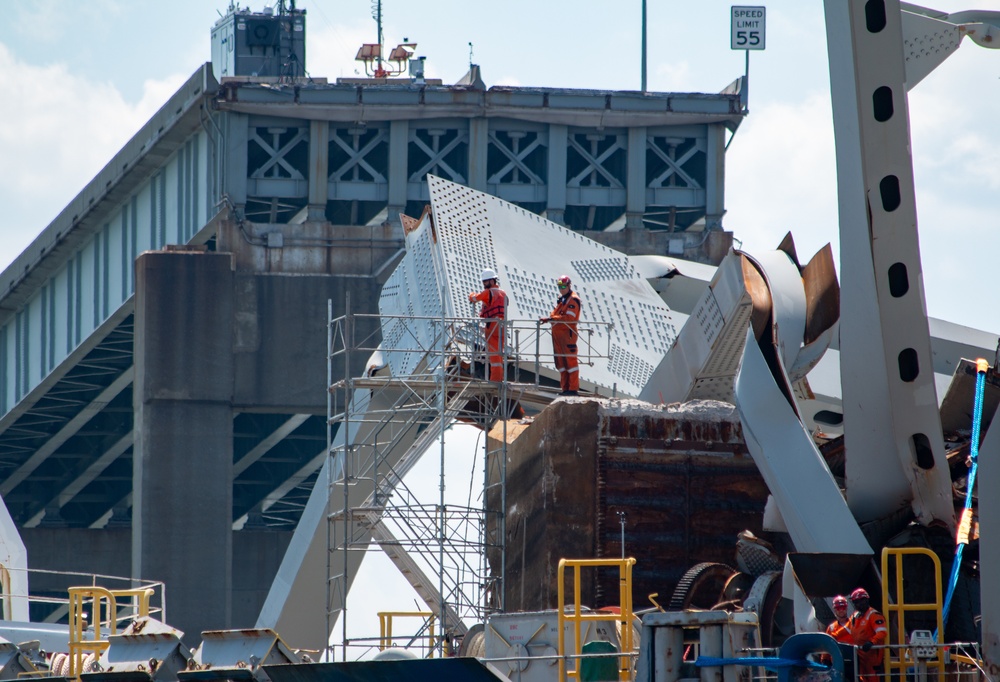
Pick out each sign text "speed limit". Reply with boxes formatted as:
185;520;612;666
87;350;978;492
731;6;766;50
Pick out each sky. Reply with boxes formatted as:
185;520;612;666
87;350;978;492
2;0;1000;656
2;0;999;332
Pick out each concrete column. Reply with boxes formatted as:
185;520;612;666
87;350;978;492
704;124;726;230
133;250;234;644
545;124;567;225
387;120;409;225
468;118;489;191
626;126;647;229
307;120;329;221
224;113;249;210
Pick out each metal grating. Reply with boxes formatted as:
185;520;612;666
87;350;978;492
700;304;753;379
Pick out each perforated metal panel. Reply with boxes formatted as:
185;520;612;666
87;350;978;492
424;175;678;395
693;288;725;349
379;177;682;394
378;217;444;377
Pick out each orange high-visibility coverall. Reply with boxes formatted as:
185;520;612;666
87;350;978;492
851;607;887;682
469;287;508;381
548;290;582;392
818;619;853;667
826;619;853;645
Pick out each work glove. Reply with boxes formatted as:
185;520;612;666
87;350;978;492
861;642;873;652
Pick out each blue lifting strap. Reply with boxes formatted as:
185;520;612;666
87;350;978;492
695;656;828;670
941;359;989;631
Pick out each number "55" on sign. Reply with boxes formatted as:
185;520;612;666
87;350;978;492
731;6;766;51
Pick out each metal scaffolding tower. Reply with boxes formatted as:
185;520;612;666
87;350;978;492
325;301;529;659
323;291;615;660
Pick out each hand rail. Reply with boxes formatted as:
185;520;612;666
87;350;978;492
557;557;637;682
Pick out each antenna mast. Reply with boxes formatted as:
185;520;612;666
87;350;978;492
641;0;648;92
372;0;384;75
355;2;417;79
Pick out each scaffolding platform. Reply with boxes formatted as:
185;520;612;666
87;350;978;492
324;306;615;660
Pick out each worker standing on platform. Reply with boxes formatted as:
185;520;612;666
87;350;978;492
826;595;853;644
849;587;887;682
469;268;508;382
540;275;582;396
817;595;854;670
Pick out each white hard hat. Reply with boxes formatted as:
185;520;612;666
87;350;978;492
480;268;498;281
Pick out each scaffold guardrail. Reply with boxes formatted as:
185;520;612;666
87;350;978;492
327;307;613;660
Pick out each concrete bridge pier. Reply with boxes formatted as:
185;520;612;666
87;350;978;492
133;249;235;642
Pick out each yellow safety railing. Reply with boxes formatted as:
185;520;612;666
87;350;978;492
68;586;154;678
377;611;437;657
880;547;945;677
557;557;636;682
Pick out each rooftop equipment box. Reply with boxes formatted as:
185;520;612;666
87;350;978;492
211;6;306;79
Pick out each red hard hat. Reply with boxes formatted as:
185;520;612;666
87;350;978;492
850;587;869;601
833;595;848;608
557;275;571;288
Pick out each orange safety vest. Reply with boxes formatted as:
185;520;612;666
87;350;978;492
851;607;887;647
473;287;508;321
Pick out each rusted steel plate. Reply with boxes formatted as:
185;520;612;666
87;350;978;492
595;445;769;608
491;399;773;613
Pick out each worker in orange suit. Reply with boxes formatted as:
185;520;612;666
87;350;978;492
815;594;855;669
849;587;887;682
468;268;508;382
540;275;582;396
826;595;854;644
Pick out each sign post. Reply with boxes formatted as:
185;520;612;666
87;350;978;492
731;6;766;103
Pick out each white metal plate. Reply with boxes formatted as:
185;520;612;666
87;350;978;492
388;175;682;396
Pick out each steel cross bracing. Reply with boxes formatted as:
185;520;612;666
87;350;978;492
246;124;310;222
326;309;526;658
486;130;546;188
408;128;470;185
329;127;389;186
567;132;626;192
647;136;704;192
249;127;308;184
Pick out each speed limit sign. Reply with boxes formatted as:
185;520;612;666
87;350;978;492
731;6;766;50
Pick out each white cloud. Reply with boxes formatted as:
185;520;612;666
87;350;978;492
493;75;522;87
654;61;695;92
307;22;375;81
726;90;839;265
10;0;126;49
905;43;1000;330
0;43;185;269
724;40;1000;333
